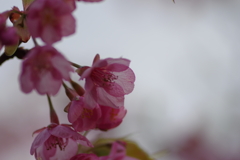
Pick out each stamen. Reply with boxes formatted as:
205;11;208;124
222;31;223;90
45;136;68;151
91;68;118;87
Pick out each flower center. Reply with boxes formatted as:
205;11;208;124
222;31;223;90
41;8;57;25
45;135;69;151
81;108;93;119
91;68;118;87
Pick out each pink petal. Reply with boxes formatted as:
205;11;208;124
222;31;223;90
50;125;76;138
60;14;76;36
35;71;61;95
0;27;18;45
92;54;100;64
42;144;57;159
28;0;45;11
109;142;126;158
84;77;95;91
70;153;99;160
92;59;108;68
84;90;98;109
20;66;34;93
84;79;99;108
97;106;126;130
68;98;84;123
63;0;76;12
50;125;93;147
50;139;78;160
34;143;57;160
72;106;101;132
80;67;93;80
26;19;40;37
96;87;124;108
49;0;72;15
51;54;73;80
41;25;61;44
30;128;51;155
104;82;125;97
106;63;129;72
114;68;135;94
105;58;130;72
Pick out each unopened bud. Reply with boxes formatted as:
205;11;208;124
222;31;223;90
70;79;85;96
62;82;78;100
64;102;71;113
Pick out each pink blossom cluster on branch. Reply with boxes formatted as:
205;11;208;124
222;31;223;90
0;0;142;159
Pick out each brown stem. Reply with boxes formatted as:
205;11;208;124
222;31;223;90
0;47;29;66
47;94;59;124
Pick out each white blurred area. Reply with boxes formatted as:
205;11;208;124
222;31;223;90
1;0;240;159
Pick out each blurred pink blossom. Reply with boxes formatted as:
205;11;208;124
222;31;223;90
20;45;73;95
99;141;138;160
26;0;76;44
30;123;93;160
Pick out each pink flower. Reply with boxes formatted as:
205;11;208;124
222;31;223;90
96;105;127;131
20;45;73;95
26;0;76;44
172;133;240;160
99;141;138;160
0;13;19;50
30;123;93;160
70;153;99;160
77;54;135;108
68;96;101;132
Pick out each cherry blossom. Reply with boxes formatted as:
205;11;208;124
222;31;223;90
68;96;101;132
96;105;127;131
26;0;76;44
20;45;73;95
0;13;18;50
30;123;93;160
99;141;138;160
70;153;99;160
77;54;135;108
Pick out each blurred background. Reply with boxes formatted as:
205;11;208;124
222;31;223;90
1;0;240;159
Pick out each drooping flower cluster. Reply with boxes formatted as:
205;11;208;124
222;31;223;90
0;0;139;159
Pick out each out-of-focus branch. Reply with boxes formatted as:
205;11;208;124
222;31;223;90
0;47;29;66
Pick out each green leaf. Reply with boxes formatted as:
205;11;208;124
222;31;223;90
89;138;115;156
124;140;153;160
4;42;19;56
22;0;35;10
90;138;153;160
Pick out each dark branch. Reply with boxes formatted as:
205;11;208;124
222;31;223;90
0;47;29;66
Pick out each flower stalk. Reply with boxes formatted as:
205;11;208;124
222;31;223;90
47;94;59;124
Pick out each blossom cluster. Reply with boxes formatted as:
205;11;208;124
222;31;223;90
0;0;140;159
